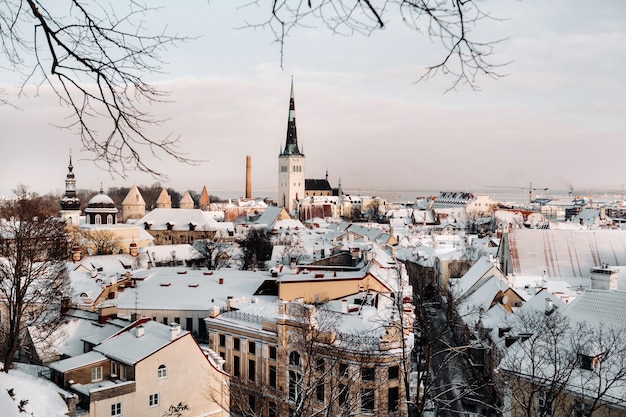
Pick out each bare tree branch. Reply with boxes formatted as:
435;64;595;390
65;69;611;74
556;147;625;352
241;0;509;90
1;0;198;179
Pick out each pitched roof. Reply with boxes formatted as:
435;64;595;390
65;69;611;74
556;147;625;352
506;229;626;278
138;208;227;231
121;185;146;206
199;186;210;207
179;191;194;209
305;179;332;191
156;187;171;207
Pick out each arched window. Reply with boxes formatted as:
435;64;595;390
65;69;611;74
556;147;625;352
107;214;113;224
157;364;167;379
95;214;102;224
289;351;301;367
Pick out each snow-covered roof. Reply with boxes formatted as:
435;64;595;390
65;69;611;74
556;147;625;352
138;208;233;231
93;320;188;365
506;229;626;279
115;268;274;311
565;289;626;329
49;350;107;373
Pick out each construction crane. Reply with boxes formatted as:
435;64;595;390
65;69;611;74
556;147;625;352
527;182;548;204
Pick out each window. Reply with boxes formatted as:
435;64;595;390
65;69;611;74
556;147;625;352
289;351;301;367
95;214;102;224
111;362;119;378
248;341;256;354
316;383;325;402
269;345;277;360
269;365;277;388
361;388;375;413
107;214;113;224
233;337;240;351
537;390;553;417
388;366;399;380
149;393;159;407
249;359;256;382
157;364;167;379
162;317;168;325
289;370;302;402
388;387;399;412
111;402;122;416
316;358;325;373
91;366;103;382
248;395;256;414
339;384;348;407
233;355;240;377
339;363;349;377
575;400;592;417
219;334;226;347
362;367;375;381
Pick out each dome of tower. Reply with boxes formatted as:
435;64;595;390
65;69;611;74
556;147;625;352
86;192;117;209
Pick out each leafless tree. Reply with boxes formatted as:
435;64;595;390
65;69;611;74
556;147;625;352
226;302;399;417
497;310;581;417
1;1;194;178
0;185;70;371
242;0;509;90
78;228;123;255
193;236;234;270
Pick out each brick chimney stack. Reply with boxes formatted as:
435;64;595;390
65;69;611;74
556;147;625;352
245;155;252;199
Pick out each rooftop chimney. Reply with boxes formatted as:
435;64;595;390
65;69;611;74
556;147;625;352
136;325;144;338
169;323;181;341
245;155;252;199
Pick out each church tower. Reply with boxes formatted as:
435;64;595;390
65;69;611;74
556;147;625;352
60;151;81;226
278;79;305;213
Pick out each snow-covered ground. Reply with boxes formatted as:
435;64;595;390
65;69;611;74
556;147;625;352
0;363;70;417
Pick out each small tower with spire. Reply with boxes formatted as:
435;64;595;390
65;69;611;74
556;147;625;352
199;186;211;210
278;79;305;213
60;150;81;226
121;184;146;222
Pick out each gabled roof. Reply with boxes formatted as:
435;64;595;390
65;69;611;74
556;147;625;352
93;319;187;365
454;256;506;298
305;179;332;191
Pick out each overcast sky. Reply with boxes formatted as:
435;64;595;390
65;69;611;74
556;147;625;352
1;0;625;201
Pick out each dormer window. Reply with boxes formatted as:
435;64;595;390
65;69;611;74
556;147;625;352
166;222;174;231
189;222;196;231
144;222;151;230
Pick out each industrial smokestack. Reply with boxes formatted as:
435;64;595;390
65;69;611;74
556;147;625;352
245;155;252;199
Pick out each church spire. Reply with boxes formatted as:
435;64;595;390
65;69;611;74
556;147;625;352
281;78;303;156
60;149;81;213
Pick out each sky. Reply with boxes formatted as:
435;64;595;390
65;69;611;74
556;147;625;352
1;0;625;201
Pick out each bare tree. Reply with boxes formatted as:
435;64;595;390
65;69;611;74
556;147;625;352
0;185;70;371
227;302;395;417
237;228;273;270
497;310;580;417
1;1;194;178
243;0;509;90
193;236;234;270
79;228;122;255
